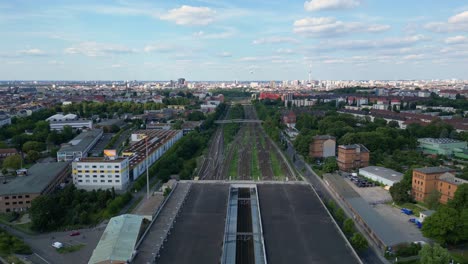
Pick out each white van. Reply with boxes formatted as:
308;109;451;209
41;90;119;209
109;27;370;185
52;242;63;249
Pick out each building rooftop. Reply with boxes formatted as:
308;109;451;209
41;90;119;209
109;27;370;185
418;138;466;144
339;144;369;152
413;166;455;174
0;148;18;154
89;214;145;264
58;129;103;153
359;166;403;182
0;162;69;196
438;172;468;185
78;157;128;163
313;135;336;140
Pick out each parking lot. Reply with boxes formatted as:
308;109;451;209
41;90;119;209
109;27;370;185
343;176;392;204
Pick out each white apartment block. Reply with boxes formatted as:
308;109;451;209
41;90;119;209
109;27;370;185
72;157;130;191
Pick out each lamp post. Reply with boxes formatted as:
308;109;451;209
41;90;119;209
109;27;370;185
146;136;150;199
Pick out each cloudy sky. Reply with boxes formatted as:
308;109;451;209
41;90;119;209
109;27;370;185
1;0;468;80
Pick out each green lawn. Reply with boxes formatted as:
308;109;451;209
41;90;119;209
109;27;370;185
228;147;239;180
57;244;85;254
251;145;261;181
394;202;427;216
270;152;283;180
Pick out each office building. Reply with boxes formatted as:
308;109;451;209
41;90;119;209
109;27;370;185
337;144;370;171
309;135;336;159
57;129;103;162
72;157;130;191
412;167;465;204
0;162;69;213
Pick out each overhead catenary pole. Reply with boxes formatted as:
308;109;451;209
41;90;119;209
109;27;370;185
146;136;150;199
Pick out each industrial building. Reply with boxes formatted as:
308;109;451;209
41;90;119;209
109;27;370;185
359;166;403;187
46;113;93;131
337;144;370;171
309;135;336;159
0;162;69;213
57;129;103;162
72;157;130;191
418;138;467;157
88;214;148;264
412;167;466;204
123;130;183;180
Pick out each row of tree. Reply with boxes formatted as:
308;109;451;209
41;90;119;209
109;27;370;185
29;185;132;232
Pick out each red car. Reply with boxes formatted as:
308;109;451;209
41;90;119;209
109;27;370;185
70;231;80;236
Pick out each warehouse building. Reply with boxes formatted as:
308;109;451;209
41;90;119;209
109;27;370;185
89;214;148;264
46;113;93;131
72;157;130;191
418;138;467;157
359;166;403;187
57;129;103;162
123;130;183;180
0;162;69;213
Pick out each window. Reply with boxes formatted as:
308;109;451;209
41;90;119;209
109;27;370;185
100;170;104;173
86;180;90;183
85;170;89;173
12;202;17;205
115;175;120;178
78;175;82;178
92;165;97;168
77;165;82;168
25;195;29;198
101;175;105;178
107;165;112;168
93;175;97;178
5;202;9;205
101;180;105;183
114;165;119;168
19;201;23;204
4;196;8;200
78;180;83;182
85;165;89;168
116;180;120;183
448;185;451;189
108;180;112;183
108;175;112;178
85;175;90;178
12;196;16;199
100;165;104;168
18;196;22;199
93;180;97;183
26;201;30;204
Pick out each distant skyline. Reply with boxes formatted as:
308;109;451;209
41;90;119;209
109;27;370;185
1;0;468;81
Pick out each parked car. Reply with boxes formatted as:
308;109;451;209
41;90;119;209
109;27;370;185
70;231;80;236
52;242;63;249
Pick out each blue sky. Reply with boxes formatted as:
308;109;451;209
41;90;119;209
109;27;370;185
1;0;468;80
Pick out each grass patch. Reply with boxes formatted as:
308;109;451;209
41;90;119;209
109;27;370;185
450;250;468;263
13;222;36;235
228;147;239;180
270;152;283;180
251;145;261;181
394;202;424;216
57;244;85;254
4;255;25;264
259;134;266;149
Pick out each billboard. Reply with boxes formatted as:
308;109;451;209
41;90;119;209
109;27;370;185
104;149;117;158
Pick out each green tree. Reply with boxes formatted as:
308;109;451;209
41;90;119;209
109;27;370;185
323;157;338;173
343;218;355;235
422;206;462;244
2;154;22;170
389;181;412;204
419;244;451;264
448;184;468;211
22;141;45;152
350;233;368;252
425;189;441;210
334;208;345;224
26;150;41;163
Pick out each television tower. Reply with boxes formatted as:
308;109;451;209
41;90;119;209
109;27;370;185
308;64;312;84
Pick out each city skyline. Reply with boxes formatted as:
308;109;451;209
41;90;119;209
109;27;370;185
1;0;468;80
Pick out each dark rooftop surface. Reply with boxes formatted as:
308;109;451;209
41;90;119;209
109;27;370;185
0;162;68;196
413;166;454;174
258;184;359;264
156;183;229;264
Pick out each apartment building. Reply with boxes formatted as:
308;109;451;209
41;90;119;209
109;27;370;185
309;135;336;159
72;157;130;191
412;167;464;204
337;144;370;171
0;162;69;213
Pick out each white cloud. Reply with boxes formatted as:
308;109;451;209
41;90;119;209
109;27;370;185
253;37;299;45
309;35;429;51
448;11;468;24
275;48;295;55
293;17;390;37
192;27;236;39
160;5;216;25
304;0;361;11
18;48;47;56
402;54;426;60
217;51;232;57
64;42;136;57
143;43;177;53
425;11;468;33
445;35;468;44
48;60;64;65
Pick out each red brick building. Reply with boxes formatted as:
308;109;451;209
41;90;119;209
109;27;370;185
337;144;370;171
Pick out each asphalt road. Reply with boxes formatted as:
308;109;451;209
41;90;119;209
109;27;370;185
280;133;386;264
